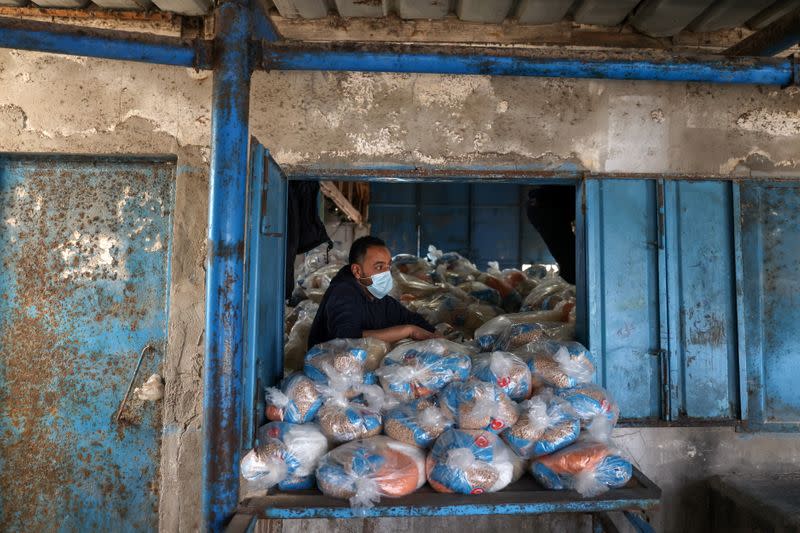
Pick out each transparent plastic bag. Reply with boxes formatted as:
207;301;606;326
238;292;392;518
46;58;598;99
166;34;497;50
300;263;344;303
521;278;575;312
241;422;328;491
523;340;596;391
474;311;573;352
557;383;620;428
426;429;524;494
254;422;328;491
477;273;523;313
377;339;474;402
495;321;575;352
383;397;454;449
530;442;632;497
391;269;446;301
393;254;435;283
501;390;581;458
284;302;319;372
457;281;501;308
434;323;465;344
316;397;384;444
265;372;324;424
470;351;532;401
438;379;519;433
316;435;426;509
299;244;347;281
304;338;378;396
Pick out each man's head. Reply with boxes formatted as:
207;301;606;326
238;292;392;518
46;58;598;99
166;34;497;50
349;236;391;281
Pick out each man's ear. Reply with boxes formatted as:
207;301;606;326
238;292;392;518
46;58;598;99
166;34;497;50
351;263;362;279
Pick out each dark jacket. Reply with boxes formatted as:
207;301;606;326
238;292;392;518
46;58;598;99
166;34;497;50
307;266;435;349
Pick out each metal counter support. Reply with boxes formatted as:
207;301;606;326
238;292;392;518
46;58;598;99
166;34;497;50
202;0;252;530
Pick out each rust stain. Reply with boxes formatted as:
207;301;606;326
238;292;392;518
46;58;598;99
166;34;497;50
687;312;727;346
0;160;169;528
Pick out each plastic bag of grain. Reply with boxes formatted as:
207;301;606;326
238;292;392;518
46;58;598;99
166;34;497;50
383;397;454;449
316;436;426;510
502;390;580;458
283;302;318;371
393;254;435;283
376;339;473;402
557;383;620;428
241;422;328;491
521;340;595;392
470;351;532;401
438;379;519;434
530;441;632;496
265;372;323;424
474;311;573;352
426;428;524;494
304;338;381;396
521;277;575;312
494;321;575;352
316;397;383;445
457;281;502;308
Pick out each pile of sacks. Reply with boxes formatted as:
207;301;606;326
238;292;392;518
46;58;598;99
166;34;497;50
282;244;577;373
244;324;632;511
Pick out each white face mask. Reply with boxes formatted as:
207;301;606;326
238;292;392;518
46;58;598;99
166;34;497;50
365;270;393;299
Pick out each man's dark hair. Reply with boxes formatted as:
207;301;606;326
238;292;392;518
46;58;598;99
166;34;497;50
349;236;387;265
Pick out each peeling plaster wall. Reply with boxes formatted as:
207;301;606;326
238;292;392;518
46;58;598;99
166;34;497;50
2;49;800;533
248;71;800;176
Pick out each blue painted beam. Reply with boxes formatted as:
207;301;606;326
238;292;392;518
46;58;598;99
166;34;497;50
725;7;800;57
202;0;252;531
262;42;796;85
0;16;212;68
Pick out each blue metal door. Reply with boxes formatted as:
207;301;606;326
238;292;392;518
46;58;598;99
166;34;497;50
585;179;663;419
0;156;174;531
242;141;287;448
737;181;800;431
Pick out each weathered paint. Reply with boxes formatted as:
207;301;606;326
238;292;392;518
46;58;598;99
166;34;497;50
0;156;174;531
661;181;739;420
0;17;213;68
738;181;800;431
202;0;252;529
242;143;287;448
585;179;662;419
261;42;796;85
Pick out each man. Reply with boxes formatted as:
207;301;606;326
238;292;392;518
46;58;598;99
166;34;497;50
307;236;437;349
526;186;576;284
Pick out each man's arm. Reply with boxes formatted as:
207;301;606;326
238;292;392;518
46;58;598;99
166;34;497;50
363;324;435;344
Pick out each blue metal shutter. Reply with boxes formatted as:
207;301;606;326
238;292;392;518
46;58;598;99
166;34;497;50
737;181;800;432
242;141;287;447
585;179;663;419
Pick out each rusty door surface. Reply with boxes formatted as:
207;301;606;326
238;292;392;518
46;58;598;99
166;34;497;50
0;156;174;531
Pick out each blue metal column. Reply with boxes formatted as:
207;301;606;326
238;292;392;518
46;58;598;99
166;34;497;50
202;0;252;530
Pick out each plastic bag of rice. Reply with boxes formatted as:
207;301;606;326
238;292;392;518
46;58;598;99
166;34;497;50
470;351;532;401
383;397;454;449
501;390;580;458
426;428;524;494
316;436;426;510
377;339;473;402
438;379;519;434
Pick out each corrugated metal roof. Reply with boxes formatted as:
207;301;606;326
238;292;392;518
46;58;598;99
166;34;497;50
269;0;800;37
0;0;798;43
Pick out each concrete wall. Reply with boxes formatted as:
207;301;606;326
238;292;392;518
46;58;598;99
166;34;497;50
2;49;800;532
